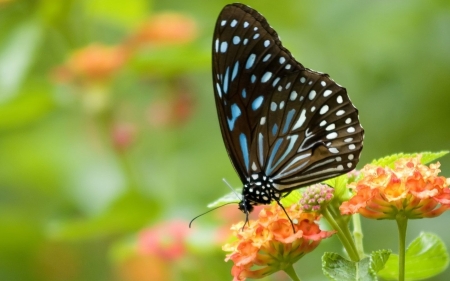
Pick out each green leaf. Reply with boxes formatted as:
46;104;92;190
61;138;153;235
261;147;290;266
324;174;350;202
322;250;391;281
0;19;44;101
420;151;448;164
378;232;449;280
279;190;301;207
207;190;241;208
370;250;392;274
370;151;448;168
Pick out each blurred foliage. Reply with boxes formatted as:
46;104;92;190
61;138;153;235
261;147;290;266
0;0;449;280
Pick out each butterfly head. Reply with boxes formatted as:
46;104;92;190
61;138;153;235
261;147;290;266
238;173;282;214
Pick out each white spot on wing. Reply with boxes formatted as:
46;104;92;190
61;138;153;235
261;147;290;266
308;90;316;100
320;105;329;115
336;110;345;116
290;91;298;101
216;83;222;98
326;132;338;139
326;124;335;131
270;102;277;111
230;19;237;27
292;109;307;130
324;90;332;97
329;147;339;153
233;36;241;45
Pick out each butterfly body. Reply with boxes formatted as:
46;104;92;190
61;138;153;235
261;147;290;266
213;4;364;214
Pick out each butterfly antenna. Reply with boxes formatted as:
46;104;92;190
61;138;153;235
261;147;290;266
276;200;296;233
222;178;242;200
189;202;236;228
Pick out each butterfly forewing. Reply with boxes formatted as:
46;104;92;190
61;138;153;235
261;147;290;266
213;4;302;181
212;4;364;199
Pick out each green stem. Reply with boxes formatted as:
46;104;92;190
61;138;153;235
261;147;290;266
352;214;365;258
283;264;301;281
396;216;408;281
323;207;360;262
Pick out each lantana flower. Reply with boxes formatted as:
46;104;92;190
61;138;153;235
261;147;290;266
340;155;450;219
223;203;335;281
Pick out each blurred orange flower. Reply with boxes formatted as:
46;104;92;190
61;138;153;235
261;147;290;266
129;12;198;47
340;155;450;219
223;203;335;281
67;44;127;81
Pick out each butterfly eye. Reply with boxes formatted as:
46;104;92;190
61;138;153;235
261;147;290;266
212;4;364;213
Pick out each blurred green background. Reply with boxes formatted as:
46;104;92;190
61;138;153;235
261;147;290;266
1;0;449;280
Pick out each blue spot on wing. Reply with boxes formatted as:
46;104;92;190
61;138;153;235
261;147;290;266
232;61;239;81
223;67;229;94
239;133;250;172
266;138;283;175
272;123;278;136
258;133;264;166
252;96;263;110
271;135;298;173
282;109;296;134
227;103;241;131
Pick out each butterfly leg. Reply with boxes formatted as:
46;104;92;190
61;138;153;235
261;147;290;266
276;200;296;233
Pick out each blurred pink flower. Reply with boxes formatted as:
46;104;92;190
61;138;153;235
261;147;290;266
112;122;137;152
138;220;189;260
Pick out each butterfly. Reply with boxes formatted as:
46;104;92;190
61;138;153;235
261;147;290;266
212;4;364;222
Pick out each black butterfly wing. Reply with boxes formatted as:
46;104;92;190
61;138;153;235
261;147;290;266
212;4;302;182
212;4;364;190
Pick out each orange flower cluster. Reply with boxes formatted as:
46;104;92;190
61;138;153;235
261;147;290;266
223;204;335;281
340;155;450;219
